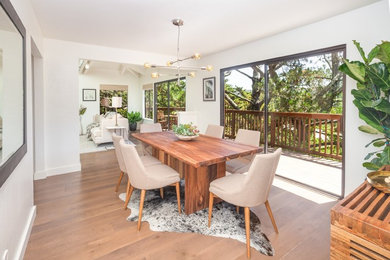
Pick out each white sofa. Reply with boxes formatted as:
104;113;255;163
91;114;128;145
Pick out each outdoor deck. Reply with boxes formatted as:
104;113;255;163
278;152;342;197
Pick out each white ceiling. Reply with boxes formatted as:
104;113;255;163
30;0;379;57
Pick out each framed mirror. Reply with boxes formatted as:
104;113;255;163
0;0;26;187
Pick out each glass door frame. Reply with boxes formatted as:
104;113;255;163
219;44;346;198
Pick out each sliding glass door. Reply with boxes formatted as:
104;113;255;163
221;45;345;197
223;64;266;151
154;78;186;130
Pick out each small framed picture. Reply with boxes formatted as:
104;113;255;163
203;77;216;101
83;89;96;101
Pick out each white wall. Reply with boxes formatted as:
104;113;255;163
187;0;390;196
43;39;174;178
0;0;44;259
79;68;142;133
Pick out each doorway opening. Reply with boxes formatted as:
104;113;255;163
221;45;345;198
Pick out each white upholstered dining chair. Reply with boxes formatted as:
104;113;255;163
139;123;162;155
112;133;161;193
208;148;282;258
204;124;224;138
120;140;181;231
226;129;261;174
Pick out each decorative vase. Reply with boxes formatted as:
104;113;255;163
175;134;198;141
129;122;137;131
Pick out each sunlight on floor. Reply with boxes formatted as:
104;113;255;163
272;176;337;204
277;154;342;196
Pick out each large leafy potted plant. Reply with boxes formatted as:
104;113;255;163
339;41;390;170
127;111;142;131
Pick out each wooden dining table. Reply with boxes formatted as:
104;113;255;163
132;131;262;214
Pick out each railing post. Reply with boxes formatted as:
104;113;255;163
232;111;236;138
270;113;275;146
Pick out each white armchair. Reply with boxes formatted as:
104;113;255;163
91;115;128;145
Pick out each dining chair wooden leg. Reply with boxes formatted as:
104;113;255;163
160;188;164;199
244;207;251;258
208;192;214;228
124;179;132;210
265;200;279;233
137;189;146;231
236;206;240;214
115;171;124;192
175;182;181;214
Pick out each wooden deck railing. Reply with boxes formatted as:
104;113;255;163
225;109;343;160
156;107;186;130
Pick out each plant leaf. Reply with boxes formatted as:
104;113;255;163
365;137;386;147
359;125;381;134
366;63;390;91
351;89;373;101
363;162;380;170
339;60;366;84
373;141;386;147
353;40;368;64
354;100;384;132
360;98;390;114
365;151;381;160
367;45;380;64
376;41;390;65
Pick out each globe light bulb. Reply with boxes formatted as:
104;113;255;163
193;53;201;60
151;72;159;78
188;72;196;77
206;65;213;71
144;63;151;69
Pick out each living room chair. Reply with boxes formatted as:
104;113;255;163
139;123;162;155
112;133;161;194
205;124;224;138
120;140;181;231
226;129;261;173
208;148;282;258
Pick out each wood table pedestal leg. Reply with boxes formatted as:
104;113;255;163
184;161;225;215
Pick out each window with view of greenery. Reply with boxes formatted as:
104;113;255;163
144;89;153;119
223;46;345;162
100;90;128;117
155;78;186;130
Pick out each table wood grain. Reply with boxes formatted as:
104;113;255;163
132;131;262;214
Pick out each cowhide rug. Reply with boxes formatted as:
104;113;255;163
119;186;274;256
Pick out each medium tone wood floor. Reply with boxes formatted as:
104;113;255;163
25;150;337;259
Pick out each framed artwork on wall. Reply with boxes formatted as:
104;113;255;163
83;89;96;101
203;77;216;101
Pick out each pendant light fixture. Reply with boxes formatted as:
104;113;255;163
144;18;213;83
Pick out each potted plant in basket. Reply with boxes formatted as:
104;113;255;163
172;123;200;141
127;111;142;131
339;41;390;191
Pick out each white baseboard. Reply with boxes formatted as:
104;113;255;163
33;170;46;180
33;163;81;180
16;206;36;260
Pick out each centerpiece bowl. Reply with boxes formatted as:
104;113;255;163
172;123;199;141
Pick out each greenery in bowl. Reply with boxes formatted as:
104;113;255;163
172;123;199;136
339;40;390;170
